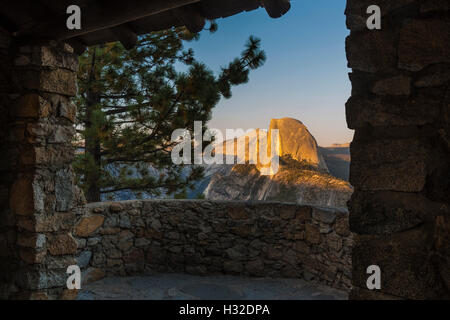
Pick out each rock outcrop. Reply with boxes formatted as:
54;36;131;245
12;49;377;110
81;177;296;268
204;161;352;208
214;118;328;171
204;118;353;208
269;118;328;171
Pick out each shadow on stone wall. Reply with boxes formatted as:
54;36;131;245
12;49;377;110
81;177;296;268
72;200;353;293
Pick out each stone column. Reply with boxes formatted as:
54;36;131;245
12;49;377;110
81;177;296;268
345;1;449;299
0;29;17;299
0;34;85;299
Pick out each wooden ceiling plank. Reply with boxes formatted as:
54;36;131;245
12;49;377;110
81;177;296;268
262;0;291;19
127;11;182;35
0;13;18;33
0;0;41;32
4;0;291;49
17;0;201;41
67;37;88;55
199;0;261;19
172;5;206;33
110;24;138;50
37;0;91;12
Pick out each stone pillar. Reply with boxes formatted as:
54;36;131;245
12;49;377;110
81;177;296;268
0;29;16;299
0;33;84;299
345;1;449;299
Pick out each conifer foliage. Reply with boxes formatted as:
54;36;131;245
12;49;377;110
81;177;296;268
73;26;266;202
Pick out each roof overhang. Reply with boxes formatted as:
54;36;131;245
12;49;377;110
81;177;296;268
0;0;291;52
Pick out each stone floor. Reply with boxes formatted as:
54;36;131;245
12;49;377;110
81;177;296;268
78;274;348;300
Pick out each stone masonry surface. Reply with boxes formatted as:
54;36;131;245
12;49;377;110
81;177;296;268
74;200;353;293
346;0;450;299
78;274;348;300
0;34;85;300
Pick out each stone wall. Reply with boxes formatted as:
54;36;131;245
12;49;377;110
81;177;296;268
73;200;353;291
0;29;16;300
345;0;450;299
0;37;85;299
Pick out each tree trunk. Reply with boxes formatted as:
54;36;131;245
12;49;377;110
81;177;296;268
85;99;101;202
85;48;102;203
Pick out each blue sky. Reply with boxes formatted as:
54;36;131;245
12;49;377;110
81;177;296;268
185;0;353;147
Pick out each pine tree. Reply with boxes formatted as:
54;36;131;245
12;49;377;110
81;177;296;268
73;26;266;202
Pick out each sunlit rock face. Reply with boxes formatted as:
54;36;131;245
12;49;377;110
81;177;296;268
204;118;352;208
269;118;329;171
213;118;328;172
214;129;261;164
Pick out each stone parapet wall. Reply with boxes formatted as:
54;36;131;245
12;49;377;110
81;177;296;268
345;0;450;299
74;200;353;291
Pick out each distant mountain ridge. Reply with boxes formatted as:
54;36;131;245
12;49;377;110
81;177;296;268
319;144;351;181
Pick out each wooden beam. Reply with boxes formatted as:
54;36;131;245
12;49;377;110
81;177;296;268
172;6;206;33
199;0;261;19
0;0;51;32
37;0;91;12
262;0;291;19
67;37;87;55
16;0;201;41
0;13;17;33
110;25;138;50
